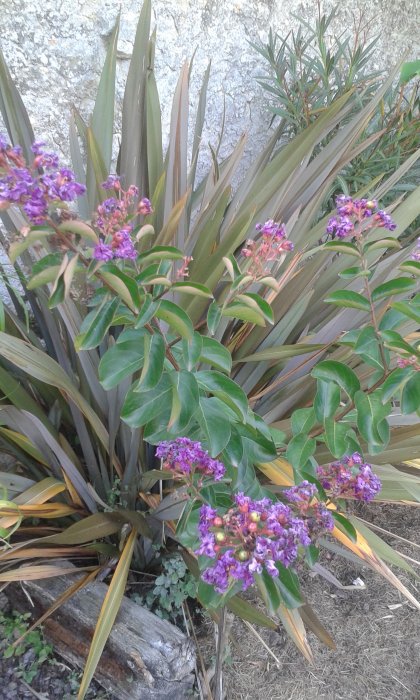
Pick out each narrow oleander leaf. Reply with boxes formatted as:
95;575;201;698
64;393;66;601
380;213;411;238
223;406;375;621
312;360;360;399
324;290;370;312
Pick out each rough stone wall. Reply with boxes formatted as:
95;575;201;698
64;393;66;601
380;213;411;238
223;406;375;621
0;0;419;177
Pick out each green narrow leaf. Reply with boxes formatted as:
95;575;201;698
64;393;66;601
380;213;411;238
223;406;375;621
196;370;248;421
98;333;146;390
199;336;232;374
167;370;199;432
401;373;420;414
121;374;172;428
285;434;316;471
197;397;232;457
207;302;222;336
314;379;340;423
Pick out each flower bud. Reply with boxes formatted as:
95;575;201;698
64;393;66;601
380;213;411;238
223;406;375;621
249;511;260;523
248;522;258;533
366;200;376;210
213;516;224;527
237;549;249;561
215;531;226;543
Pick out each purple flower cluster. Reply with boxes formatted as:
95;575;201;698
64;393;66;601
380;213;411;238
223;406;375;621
92;179;153;262
411;237;420;262
396;355;420;371
326;195;396;239
242;219;294;278
156;438;225;481
316;453;381;502
196;488;333;594
0;135;85;224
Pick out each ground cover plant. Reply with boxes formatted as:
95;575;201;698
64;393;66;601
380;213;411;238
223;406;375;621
0;2;420;698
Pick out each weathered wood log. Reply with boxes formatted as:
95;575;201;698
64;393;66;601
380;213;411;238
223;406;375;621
11;573;196;700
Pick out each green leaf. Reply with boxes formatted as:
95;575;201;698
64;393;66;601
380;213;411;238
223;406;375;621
380;330;419;357
167;370;199;432
338;266;371;280
380;368;412;403
354;326;384;371
398;260;420;277
196;370;248;421
98;332;146;390
314;379;340;422
57;220;98;244
390;300;420;325
235;293;274;325
172;281;213;298
138;246;184;265
197;397;232;457
226;595;277;630
221;301;267;326
207;302;222;336
9;229;51;264
27;266;61;290
255;570;281;616
401;373;420;414
285;433;316;470
199;336;232;374
400;60;420;84
121;374;172;428
134;294;159;328
100;264;142;310
291;408;316;436
76;298;120;351
324;290;370;312
181;333;203;371
371;277;416;301
275;564;304;609
155;300;194;340
323;418;348;459
323;241;360;257
312;360;360;399
135;332;165;391
354;390;390;447
332;512;357;542
364;238;402;252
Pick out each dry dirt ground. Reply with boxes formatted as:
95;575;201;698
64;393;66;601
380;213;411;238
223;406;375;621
1;503;419;700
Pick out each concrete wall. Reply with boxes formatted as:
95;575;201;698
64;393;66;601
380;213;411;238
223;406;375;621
1;0;419;176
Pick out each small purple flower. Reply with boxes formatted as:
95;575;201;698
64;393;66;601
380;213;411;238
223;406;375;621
138;197;153;215
156;438;225;481
93;242;114;261
101;175;121;190
326;195;395;239
316;453;381;502
284;480;317;505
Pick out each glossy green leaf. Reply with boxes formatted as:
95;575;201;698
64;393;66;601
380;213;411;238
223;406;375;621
314;379;341;422
354;390;390;447
323;241;360;257
207;302;222;336
167;370;199;432
331;512;357;542
155;300;194;340
371;277;416;301
199;336;232;374
171;281;213;298
75;298;119;351
98;334;146;390
121;374;172;428
401;373;420;414
323;418;348;458
291;408;316;436
197;397;232;457
285;433;316;470
196;370;248;421
135;332;165;391
312;360;360;398
324;290;370;312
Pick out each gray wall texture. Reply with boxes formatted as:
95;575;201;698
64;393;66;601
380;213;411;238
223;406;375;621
0;0;419;175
